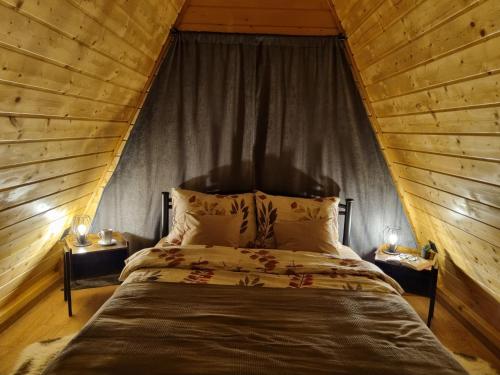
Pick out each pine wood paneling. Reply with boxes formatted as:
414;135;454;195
0;210;81;263
332;0;500;349
0;118;128;141
347;0;422;50
400;178;500;228
180;8;334;28
378;106;500;134
176;0;340;36
0;138;119;168
353;0;477;70
366;35;500;102
68;0;168;58
0;249;61;302
0;48;140;107
334;0;384;34
0;243;59;294
0;0;183;328
0;181;98;229
0;153;112;190
388;149;500;186
410;207;499;305
0;4;148;91
407;194;500;248
0;268;60;338
0;84;134;120
0;167;105;211
0;47;138;105
394;164;500;209
0;235;61;275
373;73;500;118
384;134;500;159
188;0;331;9
1;0;155;75
0;196;89;245
359;0;499;85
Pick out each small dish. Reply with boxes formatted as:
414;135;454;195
98;239;117;246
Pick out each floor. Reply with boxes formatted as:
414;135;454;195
0;285;498;374
0;284;117;375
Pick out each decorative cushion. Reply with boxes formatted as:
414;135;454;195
255;190;339;249
164;188;257;248
273;218;339;254
181;213;241;247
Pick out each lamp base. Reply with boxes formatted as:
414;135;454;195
383;244;399;255
73;240;91;247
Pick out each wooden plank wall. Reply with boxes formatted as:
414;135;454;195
0;0;183;327
176;0;340;36
331;0;500;347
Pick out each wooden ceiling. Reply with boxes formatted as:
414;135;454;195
332;0;500;348
176;0;341;36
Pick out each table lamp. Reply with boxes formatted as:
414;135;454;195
71;214;91;246
384;226;400;255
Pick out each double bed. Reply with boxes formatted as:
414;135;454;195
42;190;467;375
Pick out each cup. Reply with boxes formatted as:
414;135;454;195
98;229;113;245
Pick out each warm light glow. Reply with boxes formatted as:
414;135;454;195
388;233;398;245
77;223;88;235
49;217;66;235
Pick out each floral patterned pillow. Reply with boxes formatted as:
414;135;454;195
255;190;339;249
164;188;257;248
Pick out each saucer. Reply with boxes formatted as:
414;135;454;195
98;239;117;246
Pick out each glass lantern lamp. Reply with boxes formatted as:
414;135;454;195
383;226;400;255
71;215;91;246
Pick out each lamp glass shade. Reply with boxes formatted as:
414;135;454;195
71;215;91;246
383;226;400;253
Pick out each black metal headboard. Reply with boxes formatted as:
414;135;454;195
160;191;354;246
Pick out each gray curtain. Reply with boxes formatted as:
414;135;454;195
92;32;415;256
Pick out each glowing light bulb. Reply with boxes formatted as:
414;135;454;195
77;223;87;235
388;233;398;246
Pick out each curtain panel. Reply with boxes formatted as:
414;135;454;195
92;32;415;256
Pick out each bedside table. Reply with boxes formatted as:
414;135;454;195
374;245;438;327
63;232;129;316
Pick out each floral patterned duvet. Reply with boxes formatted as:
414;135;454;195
120;245;404;295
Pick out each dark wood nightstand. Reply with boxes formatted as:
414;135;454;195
63;232;128;316
374;245;438;327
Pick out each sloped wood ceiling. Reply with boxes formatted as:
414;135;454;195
0;0;183;325
0;0;498;346
331;0;499;343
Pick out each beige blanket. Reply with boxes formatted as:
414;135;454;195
43;245;466;375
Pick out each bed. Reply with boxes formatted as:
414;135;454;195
42;190;467;375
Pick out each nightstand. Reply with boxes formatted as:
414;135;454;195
374;244;438;327
63;232;129;316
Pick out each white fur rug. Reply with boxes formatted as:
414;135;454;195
10;335;498;375
10;335;73;375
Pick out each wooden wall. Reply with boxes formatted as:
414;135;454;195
176;0;340;35
0;0;183;327
331;0;499;346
